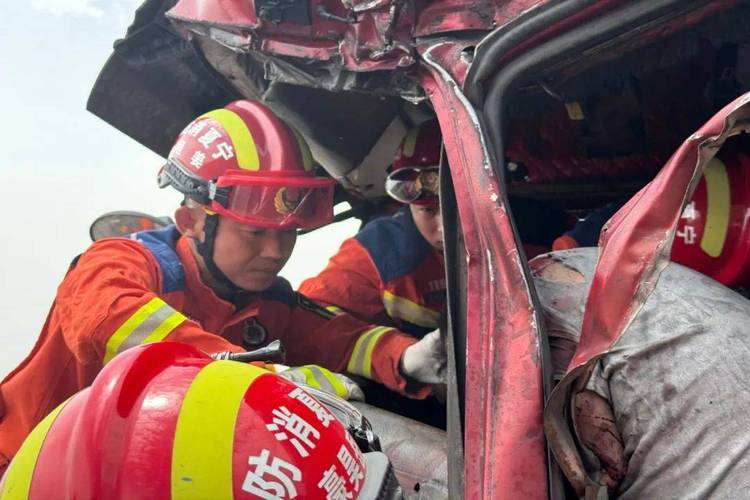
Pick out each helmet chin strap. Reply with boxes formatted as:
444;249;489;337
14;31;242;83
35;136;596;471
195;214;251;300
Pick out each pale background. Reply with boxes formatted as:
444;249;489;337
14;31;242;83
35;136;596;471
0;0;358;377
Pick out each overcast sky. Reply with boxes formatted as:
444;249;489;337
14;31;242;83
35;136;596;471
0;0;357;377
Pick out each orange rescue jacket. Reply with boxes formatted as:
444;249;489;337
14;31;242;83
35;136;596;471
300;209;446;338
0;226;420;468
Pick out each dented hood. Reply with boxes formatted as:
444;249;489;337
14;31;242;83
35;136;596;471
87;0;542;197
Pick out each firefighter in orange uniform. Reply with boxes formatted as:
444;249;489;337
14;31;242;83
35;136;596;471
0;101;445;473
300;120;446;339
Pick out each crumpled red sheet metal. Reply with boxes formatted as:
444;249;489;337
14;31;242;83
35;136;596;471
166;0;508;73
543;92;750;496
574;92;750;369
418;41;548;500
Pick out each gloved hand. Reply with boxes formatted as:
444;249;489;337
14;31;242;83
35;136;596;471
573;390;627;492
274;364;365;402
399;329;446;385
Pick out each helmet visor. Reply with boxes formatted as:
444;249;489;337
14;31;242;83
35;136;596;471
212;172;335;228
385;167;440;204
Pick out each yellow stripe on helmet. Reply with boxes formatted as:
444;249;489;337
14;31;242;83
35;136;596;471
171;361;268;500
1;399;72;500
288;125;314;172
199;109;260;171
700;157;731;258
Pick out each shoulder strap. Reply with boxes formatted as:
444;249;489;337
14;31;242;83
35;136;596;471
65;225;185;294
133;225;185;293
355;208;433;283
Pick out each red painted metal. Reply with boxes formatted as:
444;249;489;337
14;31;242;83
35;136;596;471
417;41;548;500
169;0;351;38
168;0;548;72
490;0;550;27
570;93;750;371
259;37;339;61
413;0;496;37
168;0;261;28
419;38;477;87
338;7;417;71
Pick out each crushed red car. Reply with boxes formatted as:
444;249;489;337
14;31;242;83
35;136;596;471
80;0;750;498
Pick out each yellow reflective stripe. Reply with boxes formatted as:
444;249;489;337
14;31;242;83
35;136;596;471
1;399;71;500
401;127;419;158
103;298;186;364
302;366;346;398
199;109;260;171
700;157;731;258
298;366;322;390
140;311;187;345
382;291;441;328
172;361;267;500
104;297;164;363
325;305;344;315
346;326;392;379
289;125;314;171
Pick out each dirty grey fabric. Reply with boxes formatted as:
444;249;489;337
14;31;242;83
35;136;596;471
533;248;750;500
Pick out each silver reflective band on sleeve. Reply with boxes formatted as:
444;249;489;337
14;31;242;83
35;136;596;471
346;326;393;379
103;297;186;363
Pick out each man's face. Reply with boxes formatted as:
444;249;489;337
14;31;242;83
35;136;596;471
410;203;443;251
212;216;297;291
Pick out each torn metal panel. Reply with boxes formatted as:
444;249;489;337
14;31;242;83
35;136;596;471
416;38;478;88
575;92;750;370
167;0;350;38
193;29;425;97
88;0;495;178
167;0;418;71
191;34;429;197
543;93;750;497
413;0;496;38
167;0;504;74
418;41;548;499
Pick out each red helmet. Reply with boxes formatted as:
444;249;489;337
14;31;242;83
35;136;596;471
552;147;750;287
0;343;381;499
385;120;441;205
159;100;335;229
672;147;750;286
